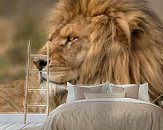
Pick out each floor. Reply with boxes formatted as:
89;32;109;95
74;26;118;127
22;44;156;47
0;122;43;130
0;114;46;130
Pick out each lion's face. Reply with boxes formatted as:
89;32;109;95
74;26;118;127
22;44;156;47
39;17;93;84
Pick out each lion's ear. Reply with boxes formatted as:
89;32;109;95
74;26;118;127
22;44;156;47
125;12;147;41
115;12;146;45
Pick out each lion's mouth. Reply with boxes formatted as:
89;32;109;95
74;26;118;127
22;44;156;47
38;71;46;83
38;69;78;85
39;71;69;86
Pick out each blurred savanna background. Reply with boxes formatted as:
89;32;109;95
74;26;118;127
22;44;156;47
0;0;56;83
0;0;163;84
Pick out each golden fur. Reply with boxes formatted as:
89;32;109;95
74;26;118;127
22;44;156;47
0;0;163;112
42;0;163;103
0;80;24;112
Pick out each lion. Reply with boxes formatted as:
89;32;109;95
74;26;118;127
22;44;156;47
0;0;163;112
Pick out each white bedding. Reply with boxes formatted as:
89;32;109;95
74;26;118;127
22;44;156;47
43;98;163;130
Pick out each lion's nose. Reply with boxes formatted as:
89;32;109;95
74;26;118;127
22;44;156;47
33;59;47;70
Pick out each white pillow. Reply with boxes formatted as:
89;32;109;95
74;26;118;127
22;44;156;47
66;82;76;103
66;82;110;103
139;83;149;102
108;83;149;102
84;93;126;99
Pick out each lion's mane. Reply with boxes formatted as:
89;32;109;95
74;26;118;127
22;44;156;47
49;0;163;101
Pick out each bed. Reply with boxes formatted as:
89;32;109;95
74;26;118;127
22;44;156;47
42;98;163;130
42;82;163;130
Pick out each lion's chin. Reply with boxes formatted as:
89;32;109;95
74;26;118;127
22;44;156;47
38;73;67;95
40;81;67;96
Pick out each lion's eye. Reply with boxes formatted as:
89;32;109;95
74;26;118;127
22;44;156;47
68;36;76;41
65;36;78;46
